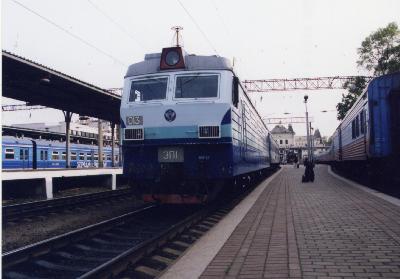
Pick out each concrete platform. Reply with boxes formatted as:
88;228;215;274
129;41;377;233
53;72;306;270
2;168;122;199
161;165;400;279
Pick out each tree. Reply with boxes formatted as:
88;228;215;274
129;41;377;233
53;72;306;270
357;22;400;75
336;22;400;120
336;76;368;120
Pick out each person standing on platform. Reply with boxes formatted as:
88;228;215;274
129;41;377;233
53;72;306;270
302;158;315;182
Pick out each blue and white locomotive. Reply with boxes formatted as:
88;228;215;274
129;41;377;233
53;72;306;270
2;136;120;169
120;46;279;203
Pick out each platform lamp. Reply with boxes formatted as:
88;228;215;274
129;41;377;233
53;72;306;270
304;95;311;160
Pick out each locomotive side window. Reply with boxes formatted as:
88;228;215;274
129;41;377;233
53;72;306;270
175;75;218;99
129;77;168;102
232;76;239;107
5;148;15;159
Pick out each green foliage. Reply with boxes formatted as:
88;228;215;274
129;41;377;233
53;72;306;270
337;22;400;120
336;76;368;120
357;22;400;75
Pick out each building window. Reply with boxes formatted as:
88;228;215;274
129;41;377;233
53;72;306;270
280;140;283;144
52;151;60;160
285;140;288;144
5;148;15;159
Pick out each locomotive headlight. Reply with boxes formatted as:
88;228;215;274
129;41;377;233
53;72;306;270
165;50;180;66
126;116;134;125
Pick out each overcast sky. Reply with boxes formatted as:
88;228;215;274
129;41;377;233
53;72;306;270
2;0;400;137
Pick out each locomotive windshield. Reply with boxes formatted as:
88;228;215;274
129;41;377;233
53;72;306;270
129;77;168;102
175;75;218;99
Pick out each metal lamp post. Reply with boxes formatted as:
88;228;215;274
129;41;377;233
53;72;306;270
304;95;311;160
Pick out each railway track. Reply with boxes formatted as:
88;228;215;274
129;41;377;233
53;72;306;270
3;171;275;278
3;188;135;221
2;204;203;279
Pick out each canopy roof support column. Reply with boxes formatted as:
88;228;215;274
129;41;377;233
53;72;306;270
111;122;115;167
98;119;103;168
63;111;73;168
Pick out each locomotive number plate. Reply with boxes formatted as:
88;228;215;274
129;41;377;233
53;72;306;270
158;147;184;162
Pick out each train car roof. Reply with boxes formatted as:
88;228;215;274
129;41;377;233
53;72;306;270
2;136;33;145
125;51;232;77
332;71;400;133
2;136;117;150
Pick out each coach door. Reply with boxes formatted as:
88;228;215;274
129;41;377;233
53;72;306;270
40;149;49;168
389;90;400;155
19;148;29;169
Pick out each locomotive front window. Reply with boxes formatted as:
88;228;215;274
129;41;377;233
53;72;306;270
175;75;218;99
129;77;168;102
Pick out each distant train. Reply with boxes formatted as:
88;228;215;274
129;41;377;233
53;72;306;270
120;46;280;204
316;72;400;184
2;136;120;169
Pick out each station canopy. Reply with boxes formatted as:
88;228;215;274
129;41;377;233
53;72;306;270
2;51;121;124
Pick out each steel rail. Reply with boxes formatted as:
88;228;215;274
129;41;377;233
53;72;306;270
3;188;135;219
78;204;214;279
2;204;156;269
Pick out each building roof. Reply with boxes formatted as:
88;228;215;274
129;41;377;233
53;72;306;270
271;125;295;134
2;51;121;123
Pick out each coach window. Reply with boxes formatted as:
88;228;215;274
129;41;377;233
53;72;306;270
129;77;168;102
5;148;15;159
20;149;28;160
360;111;365;134
94;153;98;161
175;75;218;99
355;115;360;137
79;153;85;160
71;152;77;160
62;152;67;160
52;151;60;160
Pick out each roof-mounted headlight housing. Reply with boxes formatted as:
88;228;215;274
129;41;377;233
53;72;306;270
160;47;185;70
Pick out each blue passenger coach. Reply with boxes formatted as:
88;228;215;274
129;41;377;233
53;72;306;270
120;46;279;204
2;136;119;169
317;72;400;185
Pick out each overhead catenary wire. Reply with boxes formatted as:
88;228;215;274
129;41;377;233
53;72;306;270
86;0;146;50
176;0;219;55
10;0;127;67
